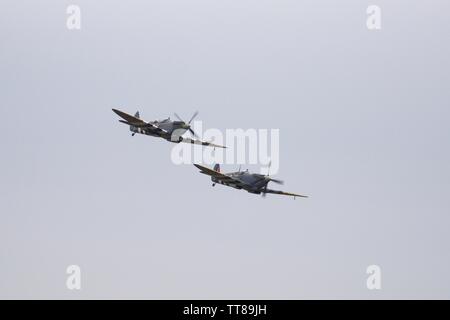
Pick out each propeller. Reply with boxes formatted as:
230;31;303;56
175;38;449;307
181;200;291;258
261;160;284;197
268;178;284;185
264;161;283;183
188;111;199;124
262;184;268;198
174;111;200;139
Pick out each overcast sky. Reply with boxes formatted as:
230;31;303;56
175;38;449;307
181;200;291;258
1;0;449;299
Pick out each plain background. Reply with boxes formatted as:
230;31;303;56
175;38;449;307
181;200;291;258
1;0;449;299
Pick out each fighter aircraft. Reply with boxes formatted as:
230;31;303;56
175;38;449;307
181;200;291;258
112;108;225;148
194;163;308;199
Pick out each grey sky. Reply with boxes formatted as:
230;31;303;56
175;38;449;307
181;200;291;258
1;0;449;299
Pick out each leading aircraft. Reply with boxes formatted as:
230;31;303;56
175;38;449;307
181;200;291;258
194;163;308;199
112;108;225;148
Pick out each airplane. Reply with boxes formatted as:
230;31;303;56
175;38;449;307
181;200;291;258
194;163;308;199
112;108;225;148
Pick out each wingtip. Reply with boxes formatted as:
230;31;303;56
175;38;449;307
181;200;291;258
208;142;227;149
193;163;204;169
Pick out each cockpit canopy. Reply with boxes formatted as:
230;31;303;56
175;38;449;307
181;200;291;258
158;117;170;123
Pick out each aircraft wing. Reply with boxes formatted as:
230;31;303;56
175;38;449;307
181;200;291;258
180;137;226;148
264;189;308;198
194;164;245;187
112;108;146;125
112;108;168;135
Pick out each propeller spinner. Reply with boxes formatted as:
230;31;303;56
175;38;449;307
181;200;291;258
174;111;200;139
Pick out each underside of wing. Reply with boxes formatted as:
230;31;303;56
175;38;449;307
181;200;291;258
264;189;308;198
194;164;230;179
113;108;168;136
194;164;244;187
112;108;145;125
180;137;226;148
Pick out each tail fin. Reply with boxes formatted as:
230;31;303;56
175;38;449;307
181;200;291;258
134;111;140;119
213;164;220;173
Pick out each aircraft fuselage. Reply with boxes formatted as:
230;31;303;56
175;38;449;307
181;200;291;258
212;171;269;193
